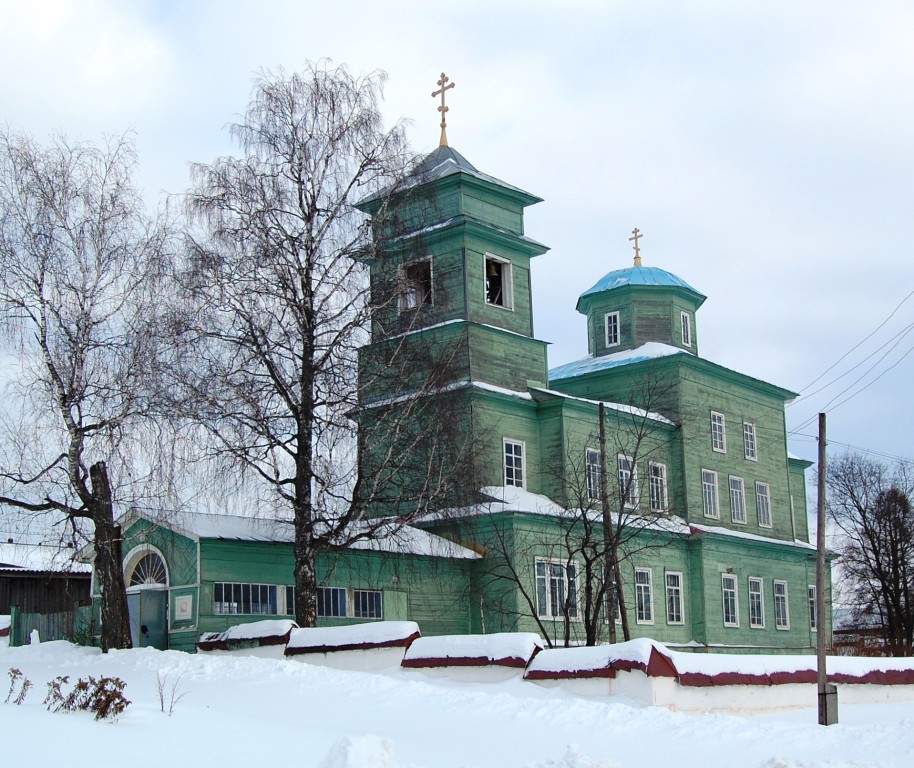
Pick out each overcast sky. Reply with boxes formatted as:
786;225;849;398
3;0;913;467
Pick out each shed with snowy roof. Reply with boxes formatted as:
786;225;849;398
107;509;479;652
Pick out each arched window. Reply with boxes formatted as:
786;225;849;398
127;551;167;588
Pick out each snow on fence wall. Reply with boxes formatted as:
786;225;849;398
524;638;914;711
197;619;297;658
402;633;544;682
284;621;421;671
194;622;914;712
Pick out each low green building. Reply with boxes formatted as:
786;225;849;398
112;137;830;654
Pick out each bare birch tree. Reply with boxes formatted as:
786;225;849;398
173;63;473;626
827;453;914;655
0;131;171;651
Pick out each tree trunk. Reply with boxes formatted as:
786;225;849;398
614;557;632;641
90;462;132;652
293;526;318;627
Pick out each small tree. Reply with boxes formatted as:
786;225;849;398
173;63;473;626
827;453;914;655
0;131;171;651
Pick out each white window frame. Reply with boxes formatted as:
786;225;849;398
399;257;433;311
710;411;727;453
774;580;790;630
504;438;525;489
649;462;668;512
808;585;817;631
756;481;772;528
748;577;765;628
729;476;747;524
618;454;638;508
317;586;348;618
585;448;602;502
722;574;739;627
213;582;280;616
743;421;757;461
484;253;513;310
701;469;720;519
352;589;384;620
680;311;692;347
665;571;684;625
604;311;620;348
535;558;579;620
635;567;654;625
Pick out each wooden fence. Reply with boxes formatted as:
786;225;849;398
8;604;95;647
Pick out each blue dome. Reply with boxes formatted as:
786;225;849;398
578;266;704;302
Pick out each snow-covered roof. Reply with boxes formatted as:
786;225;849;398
578;265;704;301
425;486;692;536
118;510;480;560
548;342;691;382
689;523;816;551
528;385;674;425
0;542;91;573
358;146;541;208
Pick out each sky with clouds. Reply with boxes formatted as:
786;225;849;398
2;0;913;467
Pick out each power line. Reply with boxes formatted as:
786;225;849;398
794;286;914;394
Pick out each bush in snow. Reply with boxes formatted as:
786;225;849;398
5;668;32;705
44;674;131;721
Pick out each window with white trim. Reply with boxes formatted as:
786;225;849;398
808;585;817;630
400;258;432;310
213;582;280;615
774;580;790;629
604;311;620;347
680;311;692;347
315;587;383;620
353;589;383;619
504;439;525;488
535;559;578;619
317;587;347;617
701;469;719;519
743;422;757;460
665;571;684;624
729;476;746;524
649;462;668;512
618;454;638;508
585;448;602;502
484;254;513;309
722;574;739;627
710;411;726;452
748;577;765;628
635;568;654;624
756;482;772;528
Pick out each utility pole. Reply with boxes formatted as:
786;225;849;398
817;412;837;724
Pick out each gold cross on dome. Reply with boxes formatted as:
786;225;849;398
629;228;643;266
432;72;455;147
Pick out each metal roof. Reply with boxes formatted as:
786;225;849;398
578;265;704;301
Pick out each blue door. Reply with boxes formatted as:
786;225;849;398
127;590;168;649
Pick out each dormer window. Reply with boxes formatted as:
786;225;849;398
400;259;433;311
485;254;513;309
604;311;620;347
680;311;692;347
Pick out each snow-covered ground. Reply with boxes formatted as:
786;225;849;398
2;640;912;768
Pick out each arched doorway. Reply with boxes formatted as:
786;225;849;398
124;547;169;650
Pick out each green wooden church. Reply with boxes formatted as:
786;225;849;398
113;117;829;654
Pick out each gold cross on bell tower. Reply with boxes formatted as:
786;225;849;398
432;72;455;147
629;228;643;267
